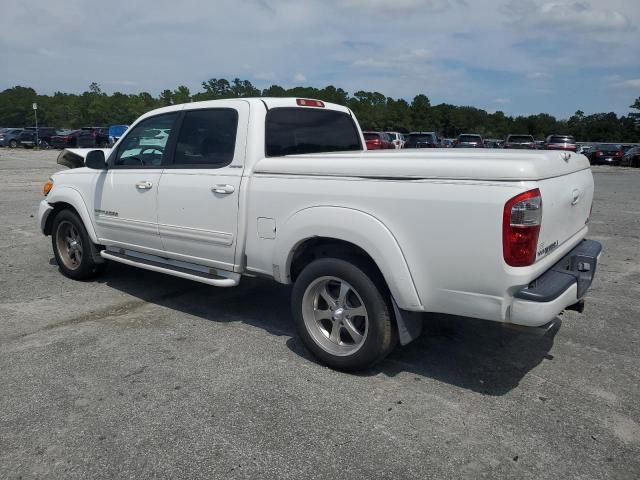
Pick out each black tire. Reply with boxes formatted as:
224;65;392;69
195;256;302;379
291;257;396;371
51;209;104;280
9;139;17;148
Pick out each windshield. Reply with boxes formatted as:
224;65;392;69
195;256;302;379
266;108;362;156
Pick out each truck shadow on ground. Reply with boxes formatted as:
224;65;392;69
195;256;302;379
95;262;558;397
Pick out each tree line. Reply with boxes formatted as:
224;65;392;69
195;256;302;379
1;79;638;142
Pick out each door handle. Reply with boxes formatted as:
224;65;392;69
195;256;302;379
136;181;153;190
571;188;581;205
212;184;235;194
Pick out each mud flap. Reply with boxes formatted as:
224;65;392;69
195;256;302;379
392;298;424;346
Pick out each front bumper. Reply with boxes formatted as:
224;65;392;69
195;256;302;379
510;239;602;327
38;200;54;235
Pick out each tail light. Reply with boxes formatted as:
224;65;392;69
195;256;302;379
503;189;542;267
596;151;603;156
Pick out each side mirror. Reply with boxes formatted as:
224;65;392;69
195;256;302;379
85;150;107;170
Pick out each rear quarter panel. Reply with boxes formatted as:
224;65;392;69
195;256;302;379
245;172;592;322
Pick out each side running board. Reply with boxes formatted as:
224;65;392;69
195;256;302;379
100;250;240;287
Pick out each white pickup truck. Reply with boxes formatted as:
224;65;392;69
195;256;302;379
38;97;601;370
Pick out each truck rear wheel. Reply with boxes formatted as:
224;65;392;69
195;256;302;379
52;209;104;280
291;257;396;371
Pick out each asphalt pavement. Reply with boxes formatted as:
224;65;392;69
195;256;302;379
0;148;638;479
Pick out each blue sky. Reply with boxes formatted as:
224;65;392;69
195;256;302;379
0;0;638;118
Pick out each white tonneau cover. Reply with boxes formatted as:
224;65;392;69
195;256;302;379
254;149;591;182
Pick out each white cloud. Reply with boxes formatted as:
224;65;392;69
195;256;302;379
612;78;640;89
293;73;307;82
526;71;550;80
352;49;432;70
538;1;630;29
493;97;511;104
342;0;455;11
504;0;633;31
255;72;277;81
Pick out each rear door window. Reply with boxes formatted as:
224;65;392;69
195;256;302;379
172;109;238;168
266;108;362;156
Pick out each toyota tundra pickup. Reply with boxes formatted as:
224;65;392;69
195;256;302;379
38;97;601;370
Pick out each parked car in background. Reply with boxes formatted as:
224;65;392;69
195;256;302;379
544;135;577;152
535;140;545;149
441;138;453;148
577;144;594;155
363;131;394;150
51;130;82;149
588;144;624;166
622;146;640;167
0;128;23;148
454;134;484;148
77;127;110;148
504;134;535;149
385;132;405;149
405;132;440;148
19;127;59;148
483;139;501;148
108;125;129;146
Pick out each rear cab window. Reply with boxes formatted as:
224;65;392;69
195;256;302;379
265;108;362;157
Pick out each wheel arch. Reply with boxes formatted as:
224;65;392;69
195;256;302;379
44;187;99;244
274;206;422;309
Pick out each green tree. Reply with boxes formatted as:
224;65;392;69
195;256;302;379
630;97;640;125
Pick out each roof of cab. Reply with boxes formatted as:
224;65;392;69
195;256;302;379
137;97;350;123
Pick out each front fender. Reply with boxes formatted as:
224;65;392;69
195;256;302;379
46;186;99;244
274;206;422;310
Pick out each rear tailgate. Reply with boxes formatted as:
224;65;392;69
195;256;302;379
535;168;593;261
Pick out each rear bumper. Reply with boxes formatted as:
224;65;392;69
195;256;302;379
510;239;602;327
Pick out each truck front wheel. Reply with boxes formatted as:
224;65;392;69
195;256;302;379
52;209;104;280
291;258;396;371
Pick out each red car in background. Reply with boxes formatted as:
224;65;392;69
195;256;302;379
363;131;395;150
544;134;577;152
588;144;624;166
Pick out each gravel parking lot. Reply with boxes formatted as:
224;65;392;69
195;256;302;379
1;148;638;479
